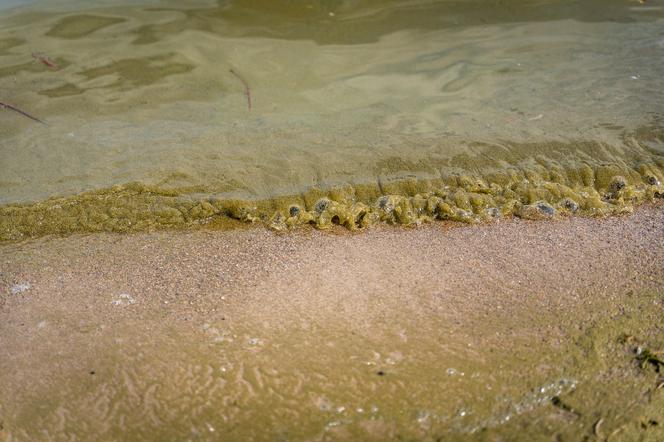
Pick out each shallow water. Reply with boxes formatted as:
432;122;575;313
1;0;664;239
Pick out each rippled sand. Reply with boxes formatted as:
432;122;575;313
1;203;663;440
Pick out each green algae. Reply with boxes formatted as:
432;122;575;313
479;292;664;442
40;82;84;98
79;53;195;90
638;350;664;371
0;60;51;78
125;0;664;47
45;14;126;39
1;152;663;241
0;37;23;55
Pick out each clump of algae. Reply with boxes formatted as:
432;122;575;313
1;160;663;241
620;335;664;371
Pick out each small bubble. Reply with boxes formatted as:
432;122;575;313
10;283;30;295
561;198;579;212
645;175;660;186
112;293;135;306
314;199;329;213
317;397;332;411
536;202;555;216
416;410;430;423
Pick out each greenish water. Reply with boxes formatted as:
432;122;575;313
1;0;664;239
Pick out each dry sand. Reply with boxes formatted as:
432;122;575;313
1;203;663;441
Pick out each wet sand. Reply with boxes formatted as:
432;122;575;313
1;204;663;441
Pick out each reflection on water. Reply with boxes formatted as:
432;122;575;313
0;0;663;239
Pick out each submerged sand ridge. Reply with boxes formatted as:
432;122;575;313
1;203;663;440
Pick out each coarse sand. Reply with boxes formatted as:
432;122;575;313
1;203;663;440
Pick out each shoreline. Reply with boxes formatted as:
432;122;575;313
2;154;663;242
1;203;663;440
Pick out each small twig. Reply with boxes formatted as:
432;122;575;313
229;68;252;111
609;427;624;440
551;396;581;417
593;417;604;438
0;101;46;124
31;52;59;70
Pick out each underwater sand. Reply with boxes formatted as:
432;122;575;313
1;203;663;441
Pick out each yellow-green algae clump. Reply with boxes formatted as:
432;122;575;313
1;158;663;242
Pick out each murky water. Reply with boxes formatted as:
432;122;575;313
1;0;664;239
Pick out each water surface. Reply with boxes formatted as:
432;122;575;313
1;0;664;239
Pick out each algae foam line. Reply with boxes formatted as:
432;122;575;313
2;138;663;241
0;0;663;239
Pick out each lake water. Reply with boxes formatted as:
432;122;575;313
1;0;663;239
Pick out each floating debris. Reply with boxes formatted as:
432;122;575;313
31;52;59;70
635;347;664;370
230;68;252;110
593;418;604;438
1;101;46;124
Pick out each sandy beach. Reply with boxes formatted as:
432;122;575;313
1;204;663;441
